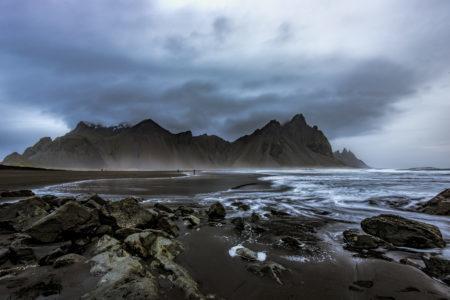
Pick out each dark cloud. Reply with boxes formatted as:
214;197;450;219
0;0;449;167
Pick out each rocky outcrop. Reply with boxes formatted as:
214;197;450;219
0;197;51;232
100;198;157;229
361;214;445;249
2;114;351;169
417;189;450;216
26;201;100;243
333;148;369;168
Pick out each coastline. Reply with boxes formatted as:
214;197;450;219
0;170;449;299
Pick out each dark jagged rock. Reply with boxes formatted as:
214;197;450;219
417;189;450;216
114;228;143;240
231;217;245;232
238;204;250;211
235;247;259;261
246;261;287;285
422;255;450;285
1;190;35;197
343;228;387;250
183;215;200;228
250;212;261;223
0;197;51;232
75;193;107;205
100;198;157;229
124;231;157;258
208;202;226;220
95;225;113;236
175;206;194;216
154;203;173;213
26;201;100;243
39;247;68;266
157;217;179;237
53;253;86;268
281;236;303;249
361;214;445;249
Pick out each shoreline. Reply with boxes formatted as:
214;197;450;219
0;170;449;299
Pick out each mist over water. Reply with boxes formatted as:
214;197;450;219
35;168;450;242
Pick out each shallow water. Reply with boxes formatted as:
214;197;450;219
34;168;450;247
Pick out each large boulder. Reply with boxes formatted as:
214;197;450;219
100;198;157;229
0;197;51;232
124;232;157;258
207;202;226;220
361;214;445;249
26;201;100;243
418;189;450;216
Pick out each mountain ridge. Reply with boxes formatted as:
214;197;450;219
2;114;368;170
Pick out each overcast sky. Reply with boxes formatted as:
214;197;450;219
0;0;449;168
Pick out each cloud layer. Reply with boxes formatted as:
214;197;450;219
0;0;449;167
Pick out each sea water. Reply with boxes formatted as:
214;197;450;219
35;168;450;241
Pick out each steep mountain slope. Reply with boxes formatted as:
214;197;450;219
334;148;369;168
2;114;367;170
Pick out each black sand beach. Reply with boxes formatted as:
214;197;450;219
0;169;449;299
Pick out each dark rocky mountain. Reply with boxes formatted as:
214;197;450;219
334;148;369;168
2;114;368;170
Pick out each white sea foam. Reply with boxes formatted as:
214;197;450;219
228;245;267;262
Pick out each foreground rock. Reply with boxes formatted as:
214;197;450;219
343;229;386;250
0;197;51;232
361;214;445;249
208;202;226;220
246;261;287;285
100;198;156;229
53;253;86;268
422;255;450;285
26;201;99;243
418;189;450;216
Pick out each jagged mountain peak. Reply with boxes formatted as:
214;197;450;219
334;148;369;168
285;114;307;126
2;114;369;169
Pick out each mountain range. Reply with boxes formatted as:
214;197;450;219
2;114;368;170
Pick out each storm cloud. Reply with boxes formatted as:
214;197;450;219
0;0;449;167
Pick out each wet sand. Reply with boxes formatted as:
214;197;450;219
0;169;183;191
0;171;449;299
0;169;271;196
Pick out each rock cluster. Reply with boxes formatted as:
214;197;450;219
343;213;449;285
0;194;213;299
360;214;445;249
